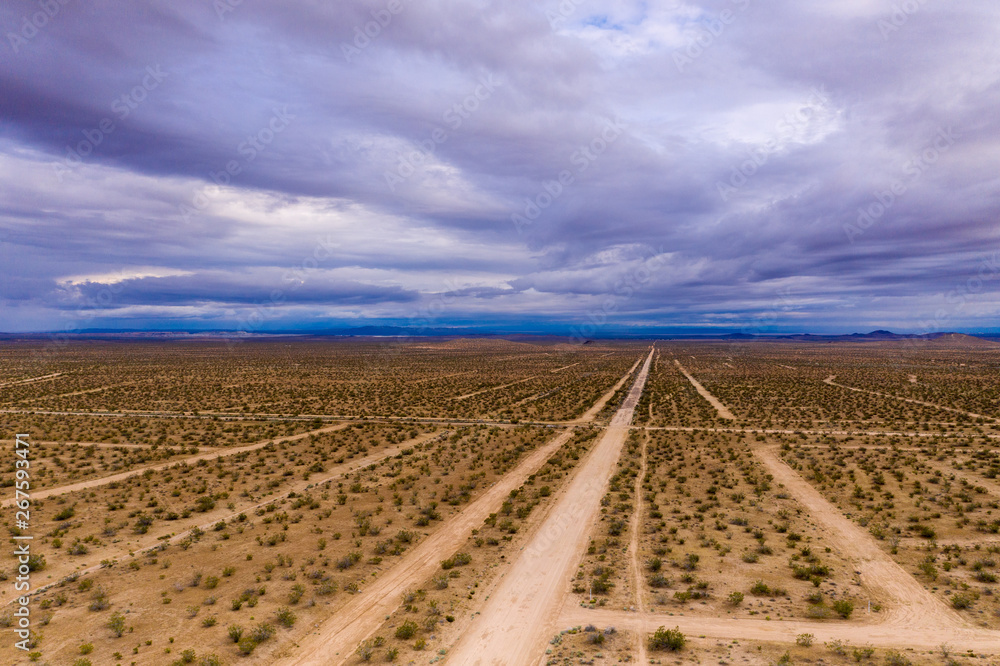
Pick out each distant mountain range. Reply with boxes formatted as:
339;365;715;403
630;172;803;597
0;328;997;345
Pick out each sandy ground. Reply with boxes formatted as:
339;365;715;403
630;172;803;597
2;429;449;608
12;381;135;403
628;433;649;664
0;372;64;388
752;445;963;630
824;375;998;422
558;605;1000;654
636;425;1000;440
0;421;351;507
444;348;655;665
0;438;207;450
571;357;642;424
272;427;580;665
451;376;540;401
674;359;736;420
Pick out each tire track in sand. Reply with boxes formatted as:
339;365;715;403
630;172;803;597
674;359;735;420
445;347;654;665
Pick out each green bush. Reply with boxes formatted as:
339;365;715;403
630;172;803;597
832;599;854;618
649;626;685;651
275;607;296;627
441;552;472;569
395;620;418;639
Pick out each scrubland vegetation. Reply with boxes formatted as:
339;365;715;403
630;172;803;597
1;336;998;664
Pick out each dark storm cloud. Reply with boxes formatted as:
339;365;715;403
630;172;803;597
1;0;999;332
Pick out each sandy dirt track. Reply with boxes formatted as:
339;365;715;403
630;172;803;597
0;421;352;508
628;433;649;664
4;430;448;607
753;445;964;630
444;348;654;665
451;375;540;401
273;427;579;665
571;357;641;423
558;605;1000;654
0;372;64;388
824;375;999;422
674;359;736;419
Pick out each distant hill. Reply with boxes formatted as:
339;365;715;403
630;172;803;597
770;330;998;345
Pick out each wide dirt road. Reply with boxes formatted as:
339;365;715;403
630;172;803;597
445;347;655;665
674;359;735;419
274;427;580;666
753;445;963;630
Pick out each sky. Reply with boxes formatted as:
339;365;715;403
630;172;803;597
1;0;999;336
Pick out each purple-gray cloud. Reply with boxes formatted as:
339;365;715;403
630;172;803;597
1;0;998;334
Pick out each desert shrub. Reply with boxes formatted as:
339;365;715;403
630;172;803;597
884;651;912;666
649;626;685;651
275;607;296;627
108;611;126;637
395;620;418;639
833;599;854;618
441;552;472;569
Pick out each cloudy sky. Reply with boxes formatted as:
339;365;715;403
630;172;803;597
1;0;998;335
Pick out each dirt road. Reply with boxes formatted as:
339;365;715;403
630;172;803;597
674;359;736;420
753;445;963;629
0;372;63;388
628;432;649;664
571;357;642;423
558;605;1000;654
273;427;578;665
0;421;352;508
445;348;654;665
4;430;447;607
824;375;998;422
451;375;540;401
